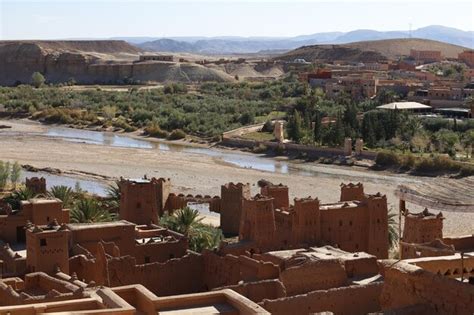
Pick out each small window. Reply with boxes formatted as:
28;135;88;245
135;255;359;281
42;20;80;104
169;254;175;259
46;216;50;222
137;202;141;209
144;256;150;263
40;239;47;247
339;220;343;227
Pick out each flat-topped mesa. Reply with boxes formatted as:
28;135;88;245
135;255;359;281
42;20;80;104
220;182;251;236
260;182;289;210
240;195;276;248
340;182;365;202
118;177;171;224
25;177;47;195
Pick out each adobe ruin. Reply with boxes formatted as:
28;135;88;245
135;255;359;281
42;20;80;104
0;176;472;314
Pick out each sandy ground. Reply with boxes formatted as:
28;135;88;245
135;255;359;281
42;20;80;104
0;119;472;236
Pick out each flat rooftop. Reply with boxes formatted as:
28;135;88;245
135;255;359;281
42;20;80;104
264;246;373;262
67;220;135;230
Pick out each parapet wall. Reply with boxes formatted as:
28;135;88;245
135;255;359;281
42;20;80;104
202;251;280;290
220;137;377;159
260;282;383;315
107;252;205;296
215;279;286;303
443;234;474;251
165;193;221;213
379;260;474;314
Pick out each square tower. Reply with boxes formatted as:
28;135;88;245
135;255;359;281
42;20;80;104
26;221;70;275
402;208;443;244
260;183;289;210
365;193;389;259
239;195;276;249
340;183;365;202
220;182;251;236
292;197;320;245
21;198;69;225
119;177;171;225
25;177;47;195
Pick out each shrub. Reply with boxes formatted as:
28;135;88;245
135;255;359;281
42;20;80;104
375;151;399;167
167;129;186;140
113;118;136;132
145;123;169;138
31;72;45;88
262;120;274;132
252;143;268;153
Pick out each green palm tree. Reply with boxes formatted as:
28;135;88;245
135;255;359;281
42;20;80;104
160;207;223;252
3;187;37;210
48;185;74;207
105;181;121;210
388;209;399;249
70;199;115;223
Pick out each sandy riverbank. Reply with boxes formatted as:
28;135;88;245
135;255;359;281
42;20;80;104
0;119;472;236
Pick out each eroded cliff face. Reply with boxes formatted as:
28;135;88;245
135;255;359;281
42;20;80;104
0;41;234;86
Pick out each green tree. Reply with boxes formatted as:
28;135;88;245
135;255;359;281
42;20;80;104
333;112;345;146
31;72;45;88
48;186;74;207
287;110;304;143
70;199;115;223
10;161;21;189
313;111;322;145
388;209;399;250
3;187;36;210
0;161;11;190
105;181;121;211
160;207;223;252
435;129;460;157
461;129;474;158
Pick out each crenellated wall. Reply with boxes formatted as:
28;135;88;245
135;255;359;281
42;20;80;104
220;182;251;236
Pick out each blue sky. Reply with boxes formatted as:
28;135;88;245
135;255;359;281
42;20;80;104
1;0;473;40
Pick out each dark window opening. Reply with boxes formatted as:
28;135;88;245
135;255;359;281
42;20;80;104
144;256;150;263
40;239;47;247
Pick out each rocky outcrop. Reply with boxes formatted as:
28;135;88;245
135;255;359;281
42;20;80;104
0;41;233;86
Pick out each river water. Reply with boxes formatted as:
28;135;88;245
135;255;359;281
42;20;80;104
12;125;421;196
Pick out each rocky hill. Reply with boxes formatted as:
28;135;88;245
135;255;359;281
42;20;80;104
276;38;468;63
0;41;234;86
134;25;473;54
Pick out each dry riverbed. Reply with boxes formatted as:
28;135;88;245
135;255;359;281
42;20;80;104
0;119;472;236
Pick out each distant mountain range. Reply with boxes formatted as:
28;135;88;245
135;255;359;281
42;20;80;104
119;25;473;54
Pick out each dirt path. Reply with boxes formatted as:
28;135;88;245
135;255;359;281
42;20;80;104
0;119;472;236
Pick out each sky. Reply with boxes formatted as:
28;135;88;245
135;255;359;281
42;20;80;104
0;0;473;40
